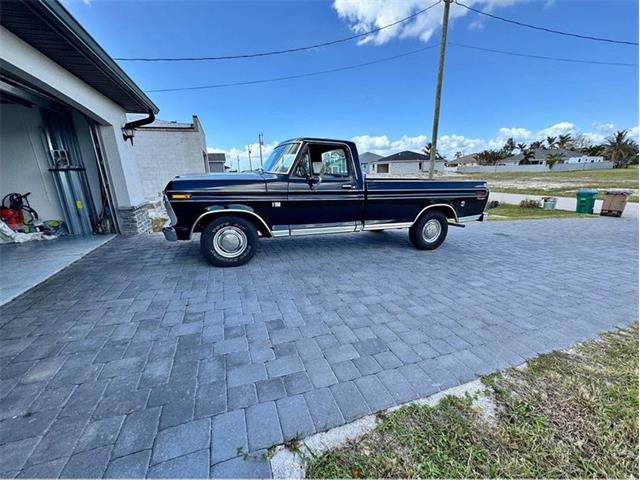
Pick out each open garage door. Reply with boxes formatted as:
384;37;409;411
0;76;118;236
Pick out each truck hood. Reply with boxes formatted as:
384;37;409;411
165;172;267;193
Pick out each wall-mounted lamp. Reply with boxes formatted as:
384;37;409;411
122;110;156;145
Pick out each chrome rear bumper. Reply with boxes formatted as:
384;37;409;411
458;212;486;223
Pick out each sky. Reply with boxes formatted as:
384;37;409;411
64;0;639;170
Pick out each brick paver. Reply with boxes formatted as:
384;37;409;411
0;218;637;478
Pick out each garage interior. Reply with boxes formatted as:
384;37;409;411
0;76;118;306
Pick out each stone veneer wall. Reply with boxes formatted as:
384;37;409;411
118;203;152;234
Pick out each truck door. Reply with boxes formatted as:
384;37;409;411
286;142;364;234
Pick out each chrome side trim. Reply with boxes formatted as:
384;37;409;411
189;209;272;239
458;213;483;223
289;225;356;236
413;203;458;223
363;222;413;231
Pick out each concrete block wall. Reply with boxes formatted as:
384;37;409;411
133;119;207;203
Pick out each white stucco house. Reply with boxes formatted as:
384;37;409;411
1;0;160;234
370;150;445;174
129;115;208;203
565;155;605;164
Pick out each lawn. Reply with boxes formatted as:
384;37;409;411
486;203;593;221
306;323;639;479
447;165;639;202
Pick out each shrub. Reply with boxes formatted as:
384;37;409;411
520;199;541;209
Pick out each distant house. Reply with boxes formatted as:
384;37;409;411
371;150;445;174
359;152;382;173
446;153;479;167
504;148;579;166
207;152;228;172
565;155;605;164
129;115;208;202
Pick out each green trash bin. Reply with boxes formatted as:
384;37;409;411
576;188;598;214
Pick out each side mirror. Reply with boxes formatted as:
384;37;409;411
311;161;325;176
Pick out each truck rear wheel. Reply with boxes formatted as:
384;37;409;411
200;216;258;267
409;211;448;250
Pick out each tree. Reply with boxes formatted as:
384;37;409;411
502;138;516;154
557;134;573;150
581;144;605;157
530;140;544;150
546;136;558;149
423;143;444;160
474;150;505;166
454;151;463;159
517;143;535;165
604;130;638;168
545;152;565;169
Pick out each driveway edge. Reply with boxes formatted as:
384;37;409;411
270;376;490;479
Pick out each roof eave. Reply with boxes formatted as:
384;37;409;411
29;0;158;114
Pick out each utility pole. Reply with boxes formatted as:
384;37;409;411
429;0;453;180
236;154;240;172
247;144;253;171
258;133;264;167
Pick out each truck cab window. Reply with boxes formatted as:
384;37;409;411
320;149;349;177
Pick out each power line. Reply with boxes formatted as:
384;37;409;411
116;0;442;62
146;44;439;92
455;0;638;46
449;42;638;66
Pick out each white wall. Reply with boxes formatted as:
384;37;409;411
1;26;147;209
132;124;207;202
373;161;444;174
0;104;65;220
458;161;614;173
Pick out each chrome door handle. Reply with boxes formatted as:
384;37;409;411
341;184;354;189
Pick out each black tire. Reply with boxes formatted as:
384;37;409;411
409;211;448;250
200;215;258;267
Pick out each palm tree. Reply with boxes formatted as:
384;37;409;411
502;138;516;154
604;130;637;168
545;152;565;169
582;144;605;157
517;143;535;165
557;134;573;150
422;143;443;160
530;140;543;150
546;136;558;149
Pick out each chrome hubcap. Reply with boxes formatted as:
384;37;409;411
213;226;247;258
422;219;441;243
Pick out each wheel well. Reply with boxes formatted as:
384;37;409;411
415;204;457;224
192;211;271;238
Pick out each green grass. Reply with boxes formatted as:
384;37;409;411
306;323;639;479
487;203;593;221
445;165;638;202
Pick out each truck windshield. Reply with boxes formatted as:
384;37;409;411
262;143;300;174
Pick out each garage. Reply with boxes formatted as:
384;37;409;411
0;0;159;305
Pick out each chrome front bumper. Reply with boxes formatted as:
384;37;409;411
162;222;178;242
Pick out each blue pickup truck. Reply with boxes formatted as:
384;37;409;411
163;138;488;267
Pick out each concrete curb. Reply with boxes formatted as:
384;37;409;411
270;378;486;479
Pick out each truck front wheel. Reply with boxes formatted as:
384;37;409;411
409;211;448;250
200;216;258;267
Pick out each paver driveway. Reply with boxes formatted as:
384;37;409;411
0;218;637;478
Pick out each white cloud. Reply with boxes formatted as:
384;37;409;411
209;121;636;166
332;0;520;45
207;141;278;171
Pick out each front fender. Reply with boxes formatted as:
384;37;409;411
190;205;271;238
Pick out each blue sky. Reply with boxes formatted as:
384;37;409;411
66;0;638;168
